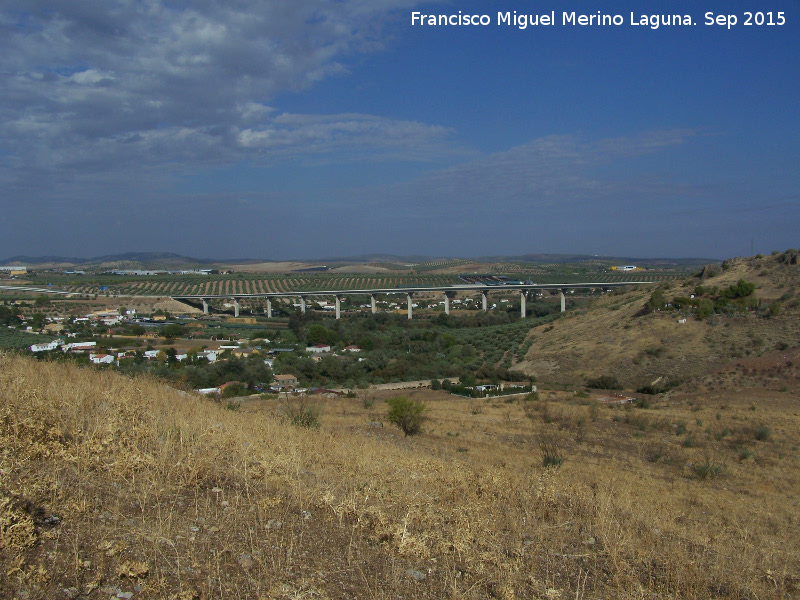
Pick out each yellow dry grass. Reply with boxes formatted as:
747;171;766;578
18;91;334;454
1;354;799;599
515;256;800;387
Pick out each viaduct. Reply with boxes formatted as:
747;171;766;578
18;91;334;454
170;282;651;320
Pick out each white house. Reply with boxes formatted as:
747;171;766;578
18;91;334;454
30;340;61;353
306;344;331;353
63;341;97;352
143;350;161;359
90;353;115;365
199;350;219;362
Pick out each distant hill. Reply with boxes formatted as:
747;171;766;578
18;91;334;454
1;251;720;269
477;254;718;266
301;253;719;267
0;255;88;266
0;252;216;268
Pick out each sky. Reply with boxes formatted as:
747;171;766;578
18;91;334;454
1;0;798;261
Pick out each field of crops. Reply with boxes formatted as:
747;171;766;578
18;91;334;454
24;266;689;299
44;273;464;297
413;259;476;272
530;271;685;284
0;328;54;349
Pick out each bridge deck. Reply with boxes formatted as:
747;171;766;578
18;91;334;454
169;281;651;300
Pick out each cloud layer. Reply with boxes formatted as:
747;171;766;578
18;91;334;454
0;0;452;184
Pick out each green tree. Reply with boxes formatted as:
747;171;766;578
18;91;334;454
697;298;715;320
723;279;755;299
385;396;426;436
646;289;668;312
161;323;186;339
125;324;146;336
30;312;46;330
461;373;477;387
307;323;338;346
34;295;51;307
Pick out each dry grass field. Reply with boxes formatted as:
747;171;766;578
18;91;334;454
2;351;799;599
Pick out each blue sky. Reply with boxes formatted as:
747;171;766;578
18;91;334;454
0;0;797;260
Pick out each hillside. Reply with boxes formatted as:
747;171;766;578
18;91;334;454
2;351;800;599
514;252;800;389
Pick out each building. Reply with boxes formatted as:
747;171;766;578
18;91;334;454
30;340;61;353
306;344;331;353
232;348;259;358
198;350;219;362
89;353;115;365
343;345;361;352
273;374;298;388
63;341;97;352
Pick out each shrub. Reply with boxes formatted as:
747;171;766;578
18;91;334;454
523;390;540;403
696;299;715;320
282;396;321;428
385;396;426;436
430;379;441;390
540;441;563;468
644;441;666;463
221;383;248;398
586;375;622;390
755;424;771;441
714;428;732;441
693;459;722;480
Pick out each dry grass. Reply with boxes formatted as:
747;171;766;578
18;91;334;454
2;354;799;599
515;256;800;388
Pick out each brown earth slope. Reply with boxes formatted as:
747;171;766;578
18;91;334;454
514;253;800;389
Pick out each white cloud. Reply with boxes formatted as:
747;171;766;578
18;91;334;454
0;0;448;181
67;69;115;85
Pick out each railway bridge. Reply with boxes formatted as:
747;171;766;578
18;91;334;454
170;282;651;320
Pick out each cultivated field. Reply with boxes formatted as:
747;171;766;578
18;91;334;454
18;267;687;299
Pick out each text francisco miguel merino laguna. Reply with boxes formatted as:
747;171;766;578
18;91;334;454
411;11;786;30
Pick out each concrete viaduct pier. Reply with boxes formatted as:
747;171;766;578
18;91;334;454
178;281;648;321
